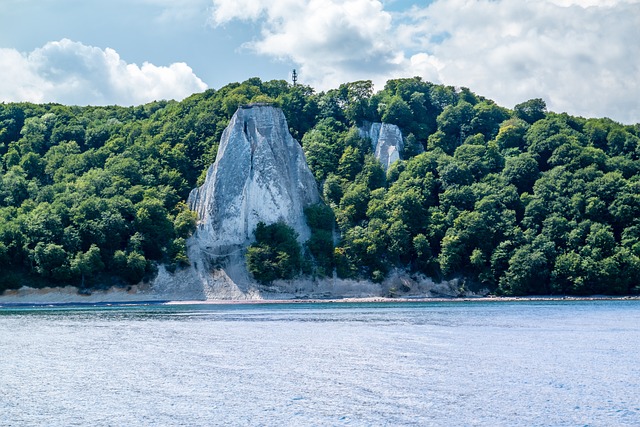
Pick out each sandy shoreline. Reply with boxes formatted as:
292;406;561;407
162;295;640;305
1;286;638;308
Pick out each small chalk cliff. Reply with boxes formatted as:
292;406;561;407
359;122;404;170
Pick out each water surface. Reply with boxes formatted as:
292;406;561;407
1;300;639;426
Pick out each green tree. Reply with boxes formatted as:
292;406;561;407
133;197;174;259
499;244;552;295
495;118;529;152
337;146;363;180
246;222;302;284
381;96;413;129
125;251;148;284
514;98;547;124
33;242;70;281
71;244;105;287
470;101;509;140
338;80;375;125
437;101;474;144
503;154;540;193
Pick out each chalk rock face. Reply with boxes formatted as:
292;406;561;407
359;122;403;171
188;105;320;252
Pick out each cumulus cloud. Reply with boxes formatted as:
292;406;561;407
404;0;640;123
211;0;640;123
211;0;400;89
0;39;208;105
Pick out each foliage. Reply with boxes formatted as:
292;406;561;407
298;79;640;294
246;222;302;284
304;204;336;277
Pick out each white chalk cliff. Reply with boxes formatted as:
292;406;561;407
359;122;404;170
189;105;319;246
174;105;320;298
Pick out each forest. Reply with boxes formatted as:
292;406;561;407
1;77;639;295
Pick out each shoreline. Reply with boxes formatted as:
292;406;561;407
2;294;639;308
164;295;640;305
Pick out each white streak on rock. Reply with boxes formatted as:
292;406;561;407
359;121;404;171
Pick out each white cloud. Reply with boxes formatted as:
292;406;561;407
547;0;636;7
211;0;399;89
0;39;208;105
403;0;640;123
211;0;640;124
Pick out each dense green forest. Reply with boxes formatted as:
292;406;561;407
1;77;639;295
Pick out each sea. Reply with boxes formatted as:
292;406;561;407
1;300;639;426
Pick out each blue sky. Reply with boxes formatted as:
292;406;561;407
0;0;638;123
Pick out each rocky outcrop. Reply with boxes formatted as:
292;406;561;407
183;105;320;297
359;122;403;170
188;104;319;246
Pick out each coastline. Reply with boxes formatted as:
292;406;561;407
164;295;640;305
3;294;639;309
1;283;638;308
0;285;167;307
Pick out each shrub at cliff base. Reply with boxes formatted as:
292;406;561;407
246;222;302;284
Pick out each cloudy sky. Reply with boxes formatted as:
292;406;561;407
0;0;638;123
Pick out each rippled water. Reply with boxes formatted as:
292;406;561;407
1;300;639;426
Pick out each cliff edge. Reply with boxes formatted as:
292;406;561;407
177;105;320;298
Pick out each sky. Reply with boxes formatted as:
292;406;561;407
0;0;638;124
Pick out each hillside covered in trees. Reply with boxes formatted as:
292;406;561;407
1;77;640;295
